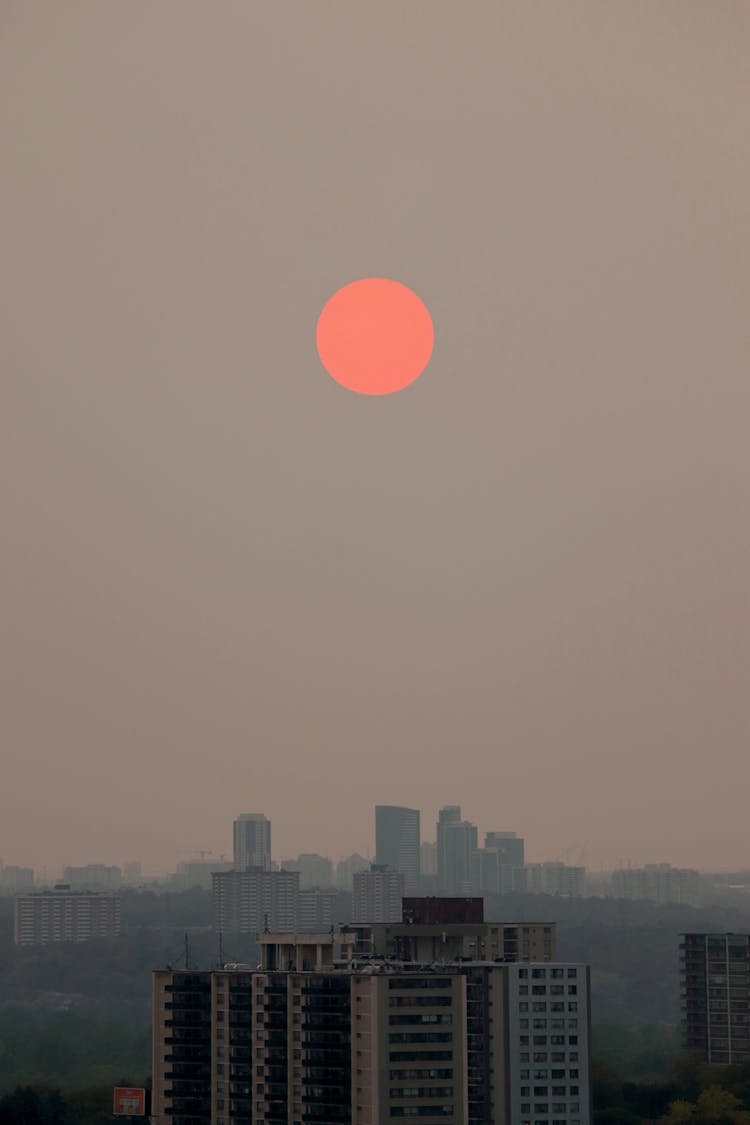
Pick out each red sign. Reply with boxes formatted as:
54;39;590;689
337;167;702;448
113;1088;146;1116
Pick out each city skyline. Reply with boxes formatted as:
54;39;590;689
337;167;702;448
4;798;747;880
3;2;749;877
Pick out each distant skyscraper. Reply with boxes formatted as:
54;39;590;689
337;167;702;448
484;830;525;867
437;805;479;894
374;805;420;892
233;813;271;871
420;840;437;876
479;831;526;894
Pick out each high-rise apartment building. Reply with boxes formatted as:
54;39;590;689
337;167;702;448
0;864;34;893
233;814;271;872
526;863;585;899
437;806;479;894
352;865;405;923
375;805;420;892
152;901;589;1125
614;864;701;907
335;852;370;891
14;886;121;946
62;864;122;891
297;888;338;931
681;932;750;1064
212;869;299;935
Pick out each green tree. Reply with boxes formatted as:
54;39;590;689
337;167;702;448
663;1085;750;1124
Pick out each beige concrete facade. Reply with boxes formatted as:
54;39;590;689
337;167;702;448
152;932;591;1125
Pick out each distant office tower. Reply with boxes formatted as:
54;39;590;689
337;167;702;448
612;863;701;907
14;885;120;946
123;861;142;884
352;865;405;923
437;805;479;894
233;813;271;871
420;839;437;876
212;869;299;934
152;900;588;1125
281;853;334;889
480;831;526;894
485;830;525;866
335;852;370;891
526;862;586;898
681;933;750;1064
374;805;420;892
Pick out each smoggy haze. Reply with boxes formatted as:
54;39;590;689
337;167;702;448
1;2;748;874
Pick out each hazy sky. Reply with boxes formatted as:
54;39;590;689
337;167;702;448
2;2;748;875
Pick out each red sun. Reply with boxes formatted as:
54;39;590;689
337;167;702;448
316;277;434;396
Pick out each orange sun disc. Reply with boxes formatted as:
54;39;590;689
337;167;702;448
316;277;434;396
